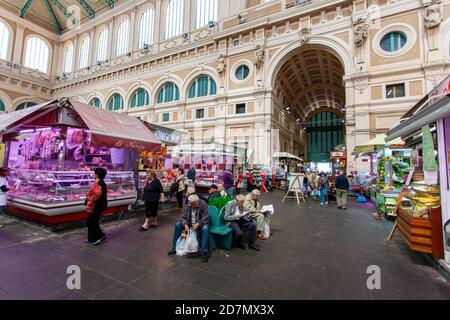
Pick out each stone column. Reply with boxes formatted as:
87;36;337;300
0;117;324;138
129;7;137;53
12;23;25;66
107;19;114;60
89;29;95;66
154;0;162;52
51;41;60;77
184;0;192;35
72;35;79;72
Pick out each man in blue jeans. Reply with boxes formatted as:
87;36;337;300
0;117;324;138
168;194;210;262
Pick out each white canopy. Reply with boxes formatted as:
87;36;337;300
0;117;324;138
273;152;303;161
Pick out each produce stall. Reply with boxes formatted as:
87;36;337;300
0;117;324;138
386;75;450;263
353;134;410;217
0;98;161;229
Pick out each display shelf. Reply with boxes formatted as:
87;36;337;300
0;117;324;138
396;183;444;259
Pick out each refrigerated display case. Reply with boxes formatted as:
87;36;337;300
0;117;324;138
6;170;137;225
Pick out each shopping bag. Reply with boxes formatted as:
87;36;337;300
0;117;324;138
185;228;199;253
263;222;270;239
175;235;188;256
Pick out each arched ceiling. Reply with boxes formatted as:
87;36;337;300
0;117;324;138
0;0;119;34
274;46;345;121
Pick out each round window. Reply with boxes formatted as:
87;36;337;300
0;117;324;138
235;65;250;81
380;32;407;53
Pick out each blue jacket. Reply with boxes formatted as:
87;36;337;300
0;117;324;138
335;175;349;190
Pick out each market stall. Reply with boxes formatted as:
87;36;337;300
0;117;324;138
272;152;303;190
137;122;186;207
168;142;247;193
0;98;161;229
386;75;449;263
353;134;410;217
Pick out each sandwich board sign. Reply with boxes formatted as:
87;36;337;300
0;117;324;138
283;173;305;204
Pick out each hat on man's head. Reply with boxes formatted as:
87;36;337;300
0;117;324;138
210;184;218;190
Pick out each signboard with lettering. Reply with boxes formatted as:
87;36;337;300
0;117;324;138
331;151;346;158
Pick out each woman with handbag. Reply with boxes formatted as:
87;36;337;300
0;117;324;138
140;171;164;231
175;168;186;209
86;167;108;246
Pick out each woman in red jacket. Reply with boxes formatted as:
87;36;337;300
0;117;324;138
86;167;108;246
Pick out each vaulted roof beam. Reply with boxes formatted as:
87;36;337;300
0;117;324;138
77;0;95;18
50;0;81;28
104;0;115;9
44;0;62;35
20;0;34;18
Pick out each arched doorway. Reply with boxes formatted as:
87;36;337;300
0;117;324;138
272;43;346;168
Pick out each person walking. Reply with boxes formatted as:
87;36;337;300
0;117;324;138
318;172;330;205
187;167;196;183
335;171;350;210
0;168;11;228
140;171;164;231
86;167;108;246
175;168;186;210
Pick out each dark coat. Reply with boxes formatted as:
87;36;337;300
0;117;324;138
143;178;164;202
181;199;209;228
335;175;350;190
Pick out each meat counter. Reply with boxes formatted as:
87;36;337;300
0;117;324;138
6;170;137;225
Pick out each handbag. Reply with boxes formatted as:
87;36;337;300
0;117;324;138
171;181;179;193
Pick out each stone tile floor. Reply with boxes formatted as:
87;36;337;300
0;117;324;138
1;191;450;300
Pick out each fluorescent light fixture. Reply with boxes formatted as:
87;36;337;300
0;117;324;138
36;127;51;132
19;129;34;133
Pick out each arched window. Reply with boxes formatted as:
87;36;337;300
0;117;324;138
96;29;108;62
165;0;184;39
0;20;11;60
78;37;90;69
24;37;50;73
188;75;217;98
16;101;37;111
115;19;130;56
89;98;102;108
63;43;74;73
195;0;217;29
0;99;5;112
130;88;150;108
157;82;180;103
138;8;155;49
107;94;124;111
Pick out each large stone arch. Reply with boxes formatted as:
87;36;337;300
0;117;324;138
265;35;354;89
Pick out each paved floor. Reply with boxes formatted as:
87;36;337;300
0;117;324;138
1;191;450;300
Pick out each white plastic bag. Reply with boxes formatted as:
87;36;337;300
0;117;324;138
263;222;270;239
176;235;188;256
185;228;199;253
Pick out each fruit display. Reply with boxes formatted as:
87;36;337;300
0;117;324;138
399;183;440;218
